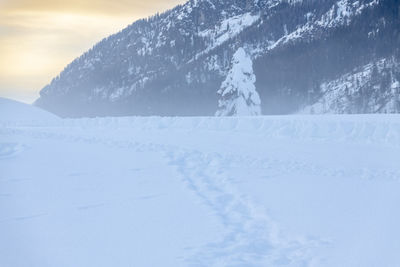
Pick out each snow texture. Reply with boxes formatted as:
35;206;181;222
1;98;400;266
216;48;261;116
0;97;59;125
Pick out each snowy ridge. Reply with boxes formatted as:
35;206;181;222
7;115;396;147
0;97;59;125
3;111;399;148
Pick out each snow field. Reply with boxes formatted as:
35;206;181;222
1;99;400;266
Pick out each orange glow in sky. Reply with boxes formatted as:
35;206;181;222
0;0;185;103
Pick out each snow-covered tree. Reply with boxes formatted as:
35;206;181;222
216;47;261;116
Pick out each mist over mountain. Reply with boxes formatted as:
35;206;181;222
35;0;400;117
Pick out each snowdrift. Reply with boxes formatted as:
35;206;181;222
2;97;399;147
56;115;400;147
0;97;59;125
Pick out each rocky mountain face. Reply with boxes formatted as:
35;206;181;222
35;0;400;117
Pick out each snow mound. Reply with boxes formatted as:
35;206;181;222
0;143;25;159
0;97;59;125
59;115;400;148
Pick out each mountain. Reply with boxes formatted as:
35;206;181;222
34;0;400;117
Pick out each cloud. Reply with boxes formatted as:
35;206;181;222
0;11;135;102
0;0;186;103
0;0;185;16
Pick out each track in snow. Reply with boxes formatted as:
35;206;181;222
1;114;400;266
167;149;321;266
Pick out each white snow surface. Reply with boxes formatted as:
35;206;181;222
0;98;59;125
1;103;400;266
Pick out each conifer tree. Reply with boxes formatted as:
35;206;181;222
216;48;261;116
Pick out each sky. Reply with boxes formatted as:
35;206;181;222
0;0;185;103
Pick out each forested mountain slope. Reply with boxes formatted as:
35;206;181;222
35;0;400;117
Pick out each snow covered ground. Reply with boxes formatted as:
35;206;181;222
1;98;400;266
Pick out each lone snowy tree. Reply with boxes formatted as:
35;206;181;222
216;47;261;116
